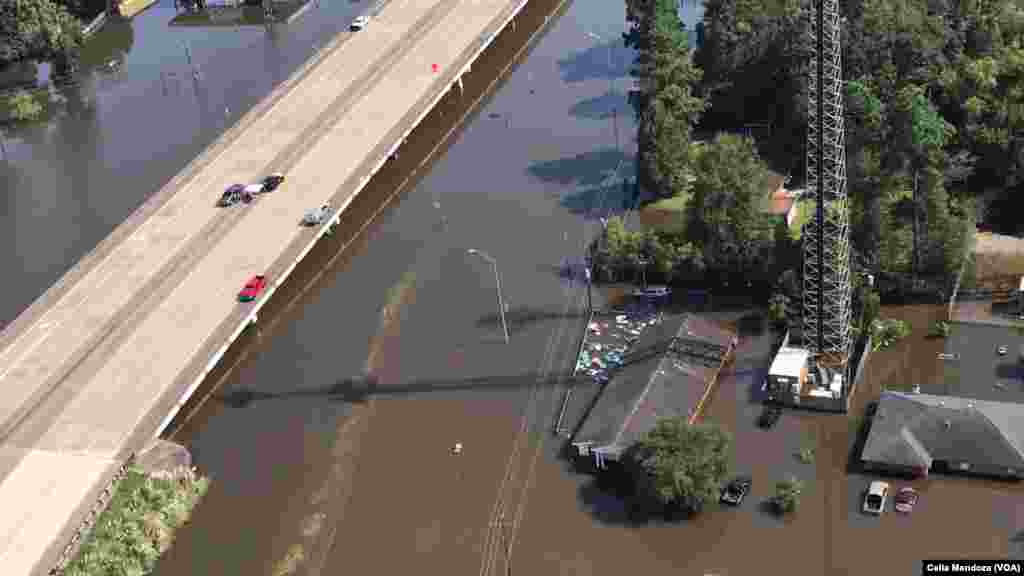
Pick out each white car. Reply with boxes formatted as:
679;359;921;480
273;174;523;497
863;481;889;515
350;15;369;30
302;205;331;226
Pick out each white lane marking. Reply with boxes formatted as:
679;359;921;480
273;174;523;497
0;46;364;374
0;0;441;383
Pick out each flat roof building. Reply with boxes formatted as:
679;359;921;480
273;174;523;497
571;314;734;469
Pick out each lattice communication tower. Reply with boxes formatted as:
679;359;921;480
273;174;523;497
801;0;852;370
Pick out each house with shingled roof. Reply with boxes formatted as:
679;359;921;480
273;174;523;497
861;391;1024;479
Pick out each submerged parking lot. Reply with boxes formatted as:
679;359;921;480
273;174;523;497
505;307;1024;575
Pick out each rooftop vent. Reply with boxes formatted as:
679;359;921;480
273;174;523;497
967;402;975;410
944;420;952;429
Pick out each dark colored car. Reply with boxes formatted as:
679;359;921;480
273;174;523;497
260;172;285;193
757;405;782;429
894;487;918;513
720;476;752;505
238;275;267;302
218;184;253;207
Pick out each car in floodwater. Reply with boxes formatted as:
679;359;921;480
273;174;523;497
631;286;672;299
894;487;918;513
351;15;369;30
238;275;267;302
757;405;782;429
863;481;889;515
720;476;752;506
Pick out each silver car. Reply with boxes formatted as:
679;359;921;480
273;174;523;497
302;205;331;226
863;481;889;515
350;15;369;30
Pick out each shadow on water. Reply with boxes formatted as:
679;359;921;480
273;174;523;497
527;147;627;188
568;91;630;120
476;305;588;332
576;472;720;527
216;370;581;407
557;39;631;83
558;179;634;219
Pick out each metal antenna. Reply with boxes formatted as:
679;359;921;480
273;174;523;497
802;0;851;371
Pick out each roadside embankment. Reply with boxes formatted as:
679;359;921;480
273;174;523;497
56;441;209;576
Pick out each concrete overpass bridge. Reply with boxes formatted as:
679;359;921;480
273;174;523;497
0;0;544;571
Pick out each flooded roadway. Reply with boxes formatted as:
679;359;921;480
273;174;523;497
150;0;640;573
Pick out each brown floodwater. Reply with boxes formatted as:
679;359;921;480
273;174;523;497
152;0;643;572
480;306;1024;575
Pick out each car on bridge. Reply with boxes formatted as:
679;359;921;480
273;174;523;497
259;172;285;193
238;275;267;302
218;184;254;207
351;15;369;31
302;205;332;226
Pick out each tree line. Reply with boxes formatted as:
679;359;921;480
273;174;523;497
1;0;109;70
596;0;1017;304
696;0;1018;294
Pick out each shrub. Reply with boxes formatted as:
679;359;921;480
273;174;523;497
870;318;911;350
63;466;210;576
771;476;803;514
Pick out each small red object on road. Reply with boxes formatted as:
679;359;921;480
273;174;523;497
432;63;439;73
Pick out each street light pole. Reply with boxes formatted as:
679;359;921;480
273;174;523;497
585;266;593;312
468;249;510;344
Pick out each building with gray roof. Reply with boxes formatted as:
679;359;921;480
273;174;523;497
571;313;734;469
861;391;1024;479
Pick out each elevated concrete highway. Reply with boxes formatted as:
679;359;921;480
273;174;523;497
0;0;533;572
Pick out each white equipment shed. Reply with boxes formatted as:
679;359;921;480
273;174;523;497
768;346;810;397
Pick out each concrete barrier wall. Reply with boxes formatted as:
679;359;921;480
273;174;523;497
27;2;576;573
149;0;549;440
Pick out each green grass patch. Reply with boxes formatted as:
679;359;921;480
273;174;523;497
639;193;689;235
790;199;813;240
62;466;210;576
646;193;690;213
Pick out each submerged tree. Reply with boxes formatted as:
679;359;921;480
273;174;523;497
0;89;44;159
623;417;732;515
